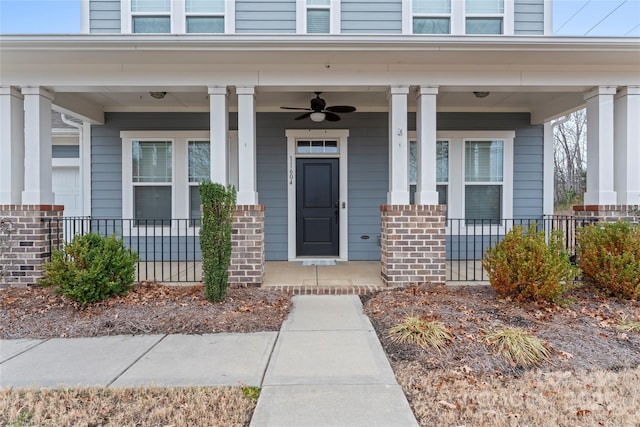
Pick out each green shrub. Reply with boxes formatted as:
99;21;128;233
577;221;640;299
40;233;138;305
199;181;236;302
483;224;580;303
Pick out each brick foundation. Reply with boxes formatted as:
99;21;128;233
0;205;64;287
380;204;446;287
573;205;640;223
229;205;265;286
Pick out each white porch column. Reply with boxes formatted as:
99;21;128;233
0;87;24;204
236;86;258;205
583;86;617;206
543;121;554;216
208;86;229;186
387;86;410;204
21;87;55;205
614;86;640;205
415;86;439;205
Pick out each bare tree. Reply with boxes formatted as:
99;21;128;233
554;109;587;210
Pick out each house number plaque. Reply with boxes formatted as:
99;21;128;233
289;156;294;185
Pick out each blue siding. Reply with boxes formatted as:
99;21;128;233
91;111;543;262
341;0;403;34
514;0;545;35
235;0;296;33
89;0;121;33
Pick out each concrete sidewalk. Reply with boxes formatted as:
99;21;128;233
1;295;418;426
250;295;418;427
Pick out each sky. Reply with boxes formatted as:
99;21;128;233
0;0;638;36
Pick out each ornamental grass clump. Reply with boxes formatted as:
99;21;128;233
577;221;640;299
199;181;236;302
483;224;580;303
616;317;640;334
483;327;550;367
388;315;453;352
40;233;138;306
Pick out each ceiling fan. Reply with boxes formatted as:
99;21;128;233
280;92;356;122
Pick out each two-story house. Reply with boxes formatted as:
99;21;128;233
1;0;638;287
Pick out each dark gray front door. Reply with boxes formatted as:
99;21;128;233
296;158;339;256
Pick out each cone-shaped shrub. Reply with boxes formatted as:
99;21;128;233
199;181;236;302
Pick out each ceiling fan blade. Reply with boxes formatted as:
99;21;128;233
294;112;313;120
325;105;356;113
280;106;312;111
324;112;341;122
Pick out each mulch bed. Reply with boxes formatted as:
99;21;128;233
0;281;292;339
362;282;640;374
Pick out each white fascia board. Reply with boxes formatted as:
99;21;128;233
52;93;105;125
1;34;639;53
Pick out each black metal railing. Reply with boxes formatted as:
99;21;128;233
445;216;598;281
44;217;202;283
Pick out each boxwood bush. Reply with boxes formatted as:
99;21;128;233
40;233;138;305
483;224;579;303
577;221;640;299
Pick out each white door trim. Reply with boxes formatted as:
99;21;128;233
286;129;349;261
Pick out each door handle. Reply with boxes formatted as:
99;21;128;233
334;200;339;224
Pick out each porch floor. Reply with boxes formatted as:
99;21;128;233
135;261;488;287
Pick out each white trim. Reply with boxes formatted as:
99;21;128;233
401;0;411;34
80;0;90;34
544;0;553;36
121;0;132;33
52;158;80;168
286;129;349;262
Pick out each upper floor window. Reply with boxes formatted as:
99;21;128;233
297;0;340;34
123;0;233;34
185;0;225;33
131;0;171;33
407;0;513;35
412;0;451;34
465;0;504;34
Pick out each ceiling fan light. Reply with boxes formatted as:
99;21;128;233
310;112;326;122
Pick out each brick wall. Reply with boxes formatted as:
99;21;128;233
229;205;265;286
573;205;640;223
380;204;446;287
0;205;64;287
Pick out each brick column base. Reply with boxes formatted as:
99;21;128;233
573;205;640;223
229;205;265;286
380;204;446;287
0;205;64;287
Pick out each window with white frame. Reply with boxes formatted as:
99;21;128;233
412;0;451;34
407;0;512;35
122;131;211;224
409;131;514;225
185;0;225;33
465;0;504;34
130;0;172;33
297;0;339;34
409;139;449;204
123;0;231;33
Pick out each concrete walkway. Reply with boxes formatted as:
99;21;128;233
1;295;417;427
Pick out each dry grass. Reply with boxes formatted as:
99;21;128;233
0;386;256;427
483;327;550;367
395;362;640;427
388;315;453;351
617;317;640;333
